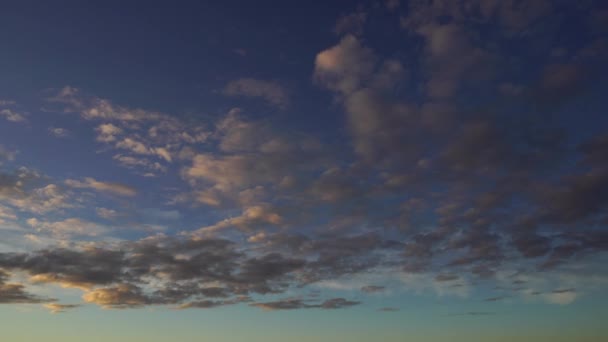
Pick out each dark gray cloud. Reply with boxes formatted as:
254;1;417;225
0;270;52;304
483;296;510;302
361;285;385;293
0;234;386;310
378;307;399;312
449;311;496;317
250;297;360;311
435;274;459;282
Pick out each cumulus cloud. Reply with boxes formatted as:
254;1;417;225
314;35;376;95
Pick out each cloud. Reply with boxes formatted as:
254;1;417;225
250;297;360;311
378;307;400;312
178;296;251;309
47;86;206;176
435;274;460;282
223;78;289;109
334;11;367;36
83;284;150;309
401;0;552;34
48;86;164;122
1;2;606;315
0;168;72;214
96;207;118;219
0;146;17;164
194;205;282;236
48;127;69;138
43;303;80;313
314;35;376;95
448;311;496;316
0;270;51;304
26;217;108;238
361;285;385;293
0;204;17;223
385;0;399;11
483;295;510;302
543;288;578;305
114;138;173;162
96;123;123;142
0;233;385;310
65;177;137;197
0;109;27;123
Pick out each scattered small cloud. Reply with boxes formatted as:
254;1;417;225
43;303;81;314
0;109;27;123
48;127;70;138
65;177;137;197
223;78;289;109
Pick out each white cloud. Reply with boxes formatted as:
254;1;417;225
0;109;27;123
112;154;166;174
114;138;172;162
96;123;123;142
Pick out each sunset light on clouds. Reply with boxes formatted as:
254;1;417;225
1;1;607;341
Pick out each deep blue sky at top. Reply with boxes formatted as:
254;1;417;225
1;1;349;127
3;1;607;139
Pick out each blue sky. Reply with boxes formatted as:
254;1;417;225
1;1;608;341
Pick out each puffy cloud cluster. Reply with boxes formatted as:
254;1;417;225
48;86;209;176
0;168;72;214
0;233;389;310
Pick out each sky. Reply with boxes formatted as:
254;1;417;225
0;0;608;341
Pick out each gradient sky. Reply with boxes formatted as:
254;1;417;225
1;1;608;341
